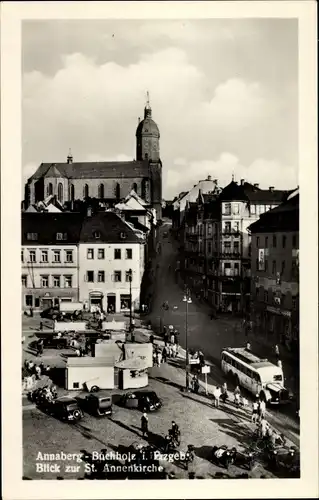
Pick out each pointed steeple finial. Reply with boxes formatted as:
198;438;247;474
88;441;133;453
232;172;235;182
144;91;152;118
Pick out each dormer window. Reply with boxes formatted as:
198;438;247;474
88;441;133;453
56;232;67;241
93;231;101;239
120;232;127;240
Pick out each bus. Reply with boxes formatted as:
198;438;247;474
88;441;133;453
221;347;291;405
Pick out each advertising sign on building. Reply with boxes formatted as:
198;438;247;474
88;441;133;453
258;249;265;271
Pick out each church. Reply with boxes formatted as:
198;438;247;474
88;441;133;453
24;95;163;220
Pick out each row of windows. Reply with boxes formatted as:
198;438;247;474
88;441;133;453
222;203;277;216
222;354;261;382
46;182;143;203
223;221;240;233
256;234;298;249
256;289;298;309
85;270;132;283
222;241;240;253
22;249;74;263
256;258;294;275
22;275;73;288
26;232;128;242
87;248;132;260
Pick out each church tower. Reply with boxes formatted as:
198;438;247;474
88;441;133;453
136;92;160;162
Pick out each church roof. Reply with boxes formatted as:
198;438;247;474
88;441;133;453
136;117;160;138
29;160;149;182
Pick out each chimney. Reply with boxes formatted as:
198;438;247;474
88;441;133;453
207;175;212;181
87;206;92;217
240;179;245;186
269;186;274;192
254;183;259;189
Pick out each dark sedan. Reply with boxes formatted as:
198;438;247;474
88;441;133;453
119;390;162;412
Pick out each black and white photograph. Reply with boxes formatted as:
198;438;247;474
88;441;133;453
1;1;318;499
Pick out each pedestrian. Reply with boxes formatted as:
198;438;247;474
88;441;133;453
164;332;169;345
275;344;280;360
30;307;33;318
39;322;43;331
260;417;269;439
234;392;240;409
35;364;41;380
241;396;249;410
277;359;282;369
246;341;251;351
156;350;162;366
37;339;43;357
198;350;205;366
222;382;228;394
150;334;154;344
213;386;221;408
251;400;259;423
141;413;148;438
170;332;175;345
171;343;177;358
259;399;266;421
162;346;167;363
234;385;241;400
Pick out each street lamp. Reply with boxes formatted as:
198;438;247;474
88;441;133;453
183;288;192;391
128;268;133;341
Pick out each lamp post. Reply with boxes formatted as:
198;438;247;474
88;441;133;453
128;268;133;341
183;288;192;391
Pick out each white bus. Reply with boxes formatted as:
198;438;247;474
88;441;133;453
221;347;290;405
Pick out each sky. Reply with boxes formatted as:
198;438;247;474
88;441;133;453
22;19;298;199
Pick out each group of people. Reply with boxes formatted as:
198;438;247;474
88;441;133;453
24;359;51;379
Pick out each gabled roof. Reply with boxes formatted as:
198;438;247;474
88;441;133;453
219;180;292;204
29;160;150;181
79;212;142;244
124;189;148;206
219;181;249;202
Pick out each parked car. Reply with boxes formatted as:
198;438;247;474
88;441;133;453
119;390;162;412
40;307;60;320
78;392;113;417
38;396;83;423
35;333;69;350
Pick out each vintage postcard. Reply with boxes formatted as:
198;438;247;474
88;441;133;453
1;1;318;499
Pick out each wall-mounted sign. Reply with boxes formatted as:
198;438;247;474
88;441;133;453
258;249;265;271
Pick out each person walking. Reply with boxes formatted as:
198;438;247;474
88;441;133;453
35;364;41;380
213;386;221;408
251;400;259;423
260;417;269;439
162;346;168;363
171;343;177;358
259;399;266;421
37;339;43;357
39;322;43;331
275;344;280;361
141;413;148;438
234;392;241;409
234;385;241;401
149;334;154;344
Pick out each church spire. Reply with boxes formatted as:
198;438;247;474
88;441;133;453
67;148;73;164
144;91;152;118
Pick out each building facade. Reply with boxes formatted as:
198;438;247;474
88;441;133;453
21;211;145;313
249;190;299;351
180;179;293;314
24;97;162;220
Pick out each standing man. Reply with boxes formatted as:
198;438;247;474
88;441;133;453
37;339;43;357
251;400;259;423
213;386;221;408
275;344;280;361
259;399;266;421
141;413;148;438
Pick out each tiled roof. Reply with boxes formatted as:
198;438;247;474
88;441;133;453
22;211;142;245
29;161;150;181
245;189;291;203
79;212;141;244
22;213;83;245
248;195;299;233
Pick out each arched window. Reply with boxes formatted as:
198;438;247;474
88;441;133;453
132;183;138;193
57;183;63;203
83;184;89;198
115;183;120;200
47;182;53;197
69;184;75;201
98;183;104;199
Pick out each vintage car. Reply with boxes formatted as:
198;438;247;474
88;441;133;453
119;390;162;412
78;392;113;417
39;396;83;423
40;306;60;320
35;333;69;350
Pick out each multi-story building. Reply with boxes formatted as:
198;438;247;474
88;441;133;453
248;189;299;351
180;179;293;314
78;211;145;313
21;211;145;313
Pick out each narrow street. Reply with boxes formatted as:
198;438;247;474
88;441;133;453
146;219;299;442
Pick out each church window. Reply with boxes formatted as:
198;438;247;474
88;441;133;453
57;183;63;203
115;183;120;199
47;183;53;196
69;184;75;201
132;183;138;193
84;184;89;198
98;184;104;199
